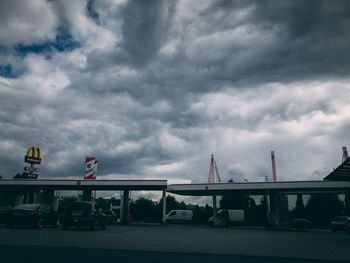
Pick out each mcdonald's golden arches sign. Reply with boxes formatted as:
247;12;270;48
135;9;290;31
25;146;41;164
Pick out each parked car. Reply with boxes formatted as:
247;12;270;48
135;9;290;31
330;216;350;233
290;218;312;230
0;203;12;224
61;201;107;230
166;210;193;223
103;210;118;224
6;203;59;228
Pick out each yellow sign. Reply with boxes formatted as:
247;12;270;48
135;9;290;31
25;146;41;164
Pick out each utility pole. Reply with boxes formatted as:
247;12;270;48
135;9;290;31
342;146;349;162
271;151;277;182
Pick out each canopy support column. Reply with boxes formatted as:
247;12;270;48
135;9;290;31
162;189;166;224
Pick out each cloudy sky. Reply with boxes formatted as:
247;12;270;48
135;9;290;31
0;0;349;184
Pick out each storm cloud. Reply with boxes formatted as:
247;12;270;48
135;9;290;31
0;0;349;185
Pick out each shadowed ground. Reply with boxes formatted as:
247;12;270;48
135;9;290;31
0;224;349;262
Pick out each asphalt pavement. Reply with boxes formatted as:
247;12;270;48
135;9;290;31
0;224;349;263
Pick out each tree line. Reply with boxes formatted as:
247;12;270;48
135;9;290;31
129;195;213;223
130;192;347;227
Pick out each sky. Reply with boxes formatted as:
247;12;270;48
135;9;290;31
0;0;350;185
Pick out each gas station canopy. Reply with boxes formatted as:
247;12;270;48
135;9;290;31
324;158;350;182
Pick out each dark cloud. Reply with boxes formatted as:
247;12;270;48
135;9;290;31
87;0;101;25
120;0;176;66
0;0;349;184
243;0;350;81
80;0;350;107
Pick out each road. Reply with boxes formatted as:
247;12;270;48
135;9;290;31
0;224;349;263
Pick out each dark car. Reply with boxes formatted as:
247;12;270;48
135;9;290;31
61;201;107;230
6;203;59;228
290;218;312;230
0;204;12;224
330;216;350;233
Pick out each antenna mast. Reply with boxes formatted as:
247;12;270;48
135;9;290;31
342;146;349;162
271;151;277;182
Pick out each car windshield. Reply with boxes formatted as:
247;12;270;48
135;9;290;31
14;204;40;210
67;202;93;211
168;211;176;216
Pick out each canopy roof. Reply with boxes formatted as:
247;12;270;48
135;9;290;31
324;158;350;181
0;179;167;191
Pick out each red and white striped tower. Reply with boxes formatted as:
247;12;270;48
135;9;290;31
208;154;221;183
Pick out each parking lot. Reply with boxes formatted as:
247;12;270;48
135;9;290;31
0;224;350;262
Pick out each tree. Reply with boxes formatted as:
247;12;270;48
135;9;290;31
245;197;259;225
220;193;250;209
193;205;212;224
256;196;268;225
290;194;307;219
305;194;344;227
158;195;188;213
130;198;160;222
220;180;250;210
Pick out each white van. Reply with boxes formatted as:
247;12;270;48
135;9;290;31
166;210;193;223
209;209;245;227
